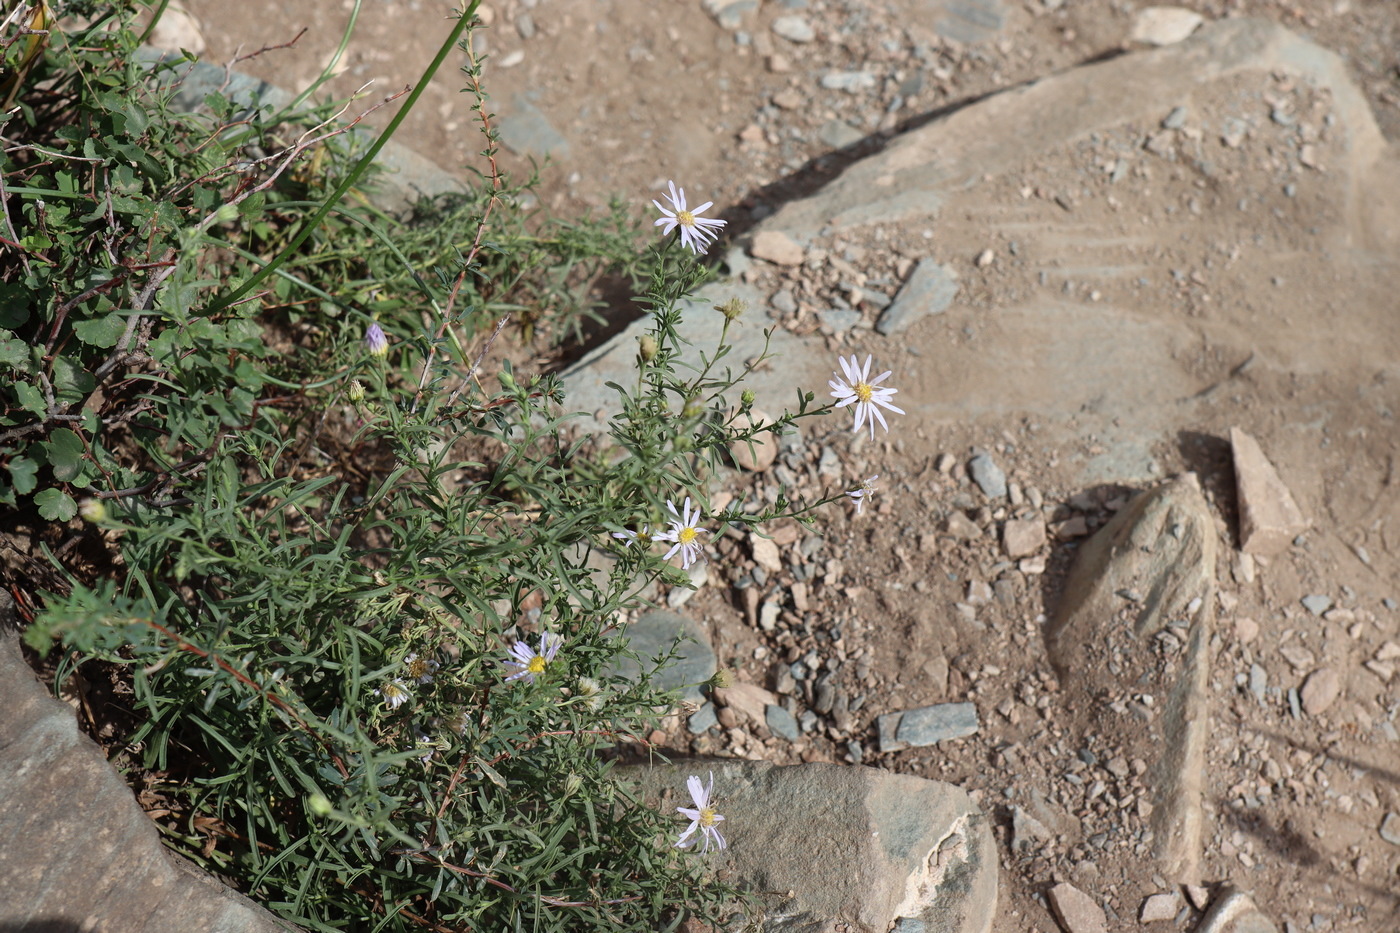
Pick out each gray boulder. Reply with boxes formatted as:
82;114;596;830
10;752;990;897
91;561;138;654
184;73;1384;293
624;759;996;933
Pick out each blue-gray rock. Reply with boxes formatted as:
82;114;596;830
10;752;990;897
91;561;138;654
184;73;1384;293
621;759;997;933
968;453;1008;499
498;92;571;158
1300;594;1332;616
819;308;862;332
1249;663;1268;702
604;609;716;701
931;0;1007;44
884;702;981;749
689;702;719;735
771;14;815;43
766;703;800;741
1163;105;1189;129
819;119;864;149
0;599;294;932
875;259;958;335
821;71;877;93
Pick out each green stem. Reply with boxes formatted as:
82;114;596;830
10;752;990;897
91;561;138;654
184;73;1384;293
208;1;479;316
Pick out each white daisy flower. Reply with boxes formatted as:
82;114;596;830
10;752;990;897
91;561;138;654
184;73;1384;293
504;632;564;684
576;676;604;712
403;652;440;685
376;678;411;710
652;180;727;255
612;525;653;548
829;354;905;439
656;497;709;569
675;771;726;853
846;474;879;515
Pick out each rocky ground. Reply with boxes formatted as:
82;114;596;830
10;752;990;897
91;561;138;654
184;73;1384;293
100;1;1400;932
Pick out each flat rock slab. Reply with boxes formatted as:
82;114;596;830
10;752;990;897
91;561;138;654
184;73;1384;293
624;759;996;933
560;18;1400;488
0;604;296;932
604;608;717;701
1046;474;1216;882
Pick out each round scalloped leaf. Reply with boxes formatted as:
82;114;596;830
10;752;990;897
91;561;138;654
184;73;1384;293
34;487;77;522
42;428;86;482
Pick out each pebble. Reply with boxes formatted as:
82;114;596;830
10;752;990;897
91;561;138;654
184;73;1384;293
1139;892;1179;922
1380;812;1400;846
1248;663;1267;702
1300;667;1340;715
1300;594;1332;616
688;702;718;734
968;453;1008;499
1162;106;1188;130
818;119;864;149
750;533;782;572
945;512;983;540
1129;6;1204;46
876;258;959;335
820;70;877;93
1048;882;1107;933
1011;806;1053;851
882;701;980;751
1002;517;1047;559
770;287;797;315
765;703;800;741
770;14;815;43
750;230;805;265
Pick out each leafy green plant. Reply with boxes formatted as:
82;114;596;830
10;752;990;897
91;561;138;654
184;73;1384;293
7;2;879;931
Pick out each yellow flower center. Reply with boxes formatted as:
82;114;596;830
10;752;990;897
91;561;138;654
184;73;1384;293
698;806;718;827
678;527;698;545
527;655;548;674
676;209;696;227
854;381;873;403
406;658;431;679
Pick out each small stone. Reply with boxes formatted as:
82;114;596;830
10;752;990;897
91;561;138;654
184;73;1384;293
1300;668;1341;715
1129;6;1204;46
770;14;815;43
820;70;877;93
1248;663;1267;702
1185;884;1211;911
1231;427;1308;556
1140;892;1179;922
876;259;959;335
714;682;779;727
975;248;995;268
1003;518;1047;559
1235;617;1259;643
818;119;864;149
1300;594;1332;616
1162;106;1189;129
772;89;804;110
759;601;782;632
1011;806;1053;851
765;703;800;741
750;229;805;265
751;533;783;573
1380;812;1400;846
945;512;983;540
892;702;979;748
688;702;718;734
1048;882;1107;933
968;453;1008;499
1377;641;1400;661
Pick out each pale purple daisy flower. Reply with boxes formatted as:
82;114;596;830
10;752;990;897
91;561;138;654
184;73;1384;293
675;772;726;852
403;653;440;685
376;678;411;710
504;632;564;684
365;322;389;357
846;474;879;515
652;181;727;255
611;525;652;548
656;497;708;569
829;354;905;439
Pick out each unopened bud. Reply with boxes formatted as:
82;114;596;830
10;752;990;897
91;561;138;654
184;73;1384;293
710;668;733;689
638;334;658;363
347;379;365;402
79;498;107;523
308;793;333;817
365;323;389;358
563;772;583;799
740;389;755;407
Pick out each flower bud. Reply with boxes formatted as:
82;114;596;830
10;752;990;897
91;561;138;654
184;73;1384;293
79;498;107;523
740;389;755;407
308;793;333;817
365;323;389;358
347;379;365;402
709;668;733;689
638;334;658;363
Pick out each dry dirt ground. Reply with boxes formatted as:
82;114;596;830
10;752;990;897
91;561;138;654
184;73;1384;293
161;1;1400;931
